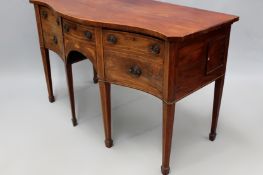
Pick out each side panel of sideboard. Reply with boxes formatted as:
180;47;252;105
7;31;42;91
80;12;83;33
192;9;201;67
174;26;231;101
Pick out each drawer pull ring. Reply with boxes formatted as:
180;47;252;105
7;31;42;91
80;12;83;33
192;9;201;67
63;24;70;33
107;35;117;44
53;36;58;45
151;44;161;55
41;11;48;19
129;65;142;77
84;31;92;40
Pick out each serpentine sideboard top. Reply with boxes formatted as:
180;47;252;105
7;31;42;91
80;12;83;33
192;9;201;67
30;0;238;40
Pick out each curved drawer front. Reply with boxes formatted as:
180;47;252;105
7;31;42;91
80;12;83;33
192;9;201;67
39;6;64;58
104;50;163;98
63;19;96;43
103;30;165;98
63;20;96;64
103;30;164;65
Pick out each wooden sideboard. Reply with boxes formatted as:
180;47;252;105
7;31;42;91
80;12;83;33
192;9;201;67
30;0;239;174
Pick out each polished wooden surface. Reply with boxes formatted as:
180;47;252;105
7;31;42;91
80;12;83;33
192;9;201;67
40;6;64;58
31;0;238;40
30;1;239;174
33;4;98;127
99;82;113;148
104;50;164;98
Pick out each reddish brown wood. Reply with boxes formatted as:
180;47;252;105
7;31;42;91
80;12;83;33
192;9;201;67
34;5;44;47
102;29;165;64
34;5;55;102
40;47;55;103
206;35;226;74
93;66;98;84
104;50;163;99
209;76;225;141
40;6;64;58
33;5;98;127
162;102;176;175
30;1;239;175
95;27;114;147
99;81;113;148
94;27;106;83
64;34;96;64
174;26;230;102
30;0;238;40
65;62;78;127
63;19;96;43
63;19;97;64
163;41;178;103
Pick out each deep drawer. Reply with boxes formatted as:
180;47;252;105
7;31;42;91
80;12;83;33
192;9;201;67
104;50;163;98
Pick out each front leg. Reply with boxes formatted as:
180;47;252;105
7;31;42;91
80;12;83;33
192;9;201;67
99;81;113;148
65;62;78;127
162;102;176;175
209;76;225;141
40;47;55;103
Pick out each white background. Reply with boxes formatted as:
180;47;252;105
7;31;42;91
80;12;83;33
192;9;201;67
0;0;262;175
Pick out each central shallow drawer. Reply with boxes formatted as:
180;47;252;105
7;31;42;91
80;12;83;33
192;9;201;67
62;19;97;63
63;19;96;43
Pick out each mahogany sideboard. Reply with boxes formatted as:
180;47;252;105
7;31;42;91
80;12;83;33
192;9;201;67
30;0;239;174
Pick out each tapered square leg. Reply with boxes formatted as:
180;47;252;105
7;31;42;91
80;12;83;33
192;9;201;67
99;81;113;148
40;47;55;103
65;63;78;127
93;66;98;84
161;102;176;175
209;76;225;141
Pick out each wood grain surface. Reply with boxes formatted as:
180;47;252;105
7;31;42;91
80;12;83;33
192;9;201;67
30;0;239;40
30;1;239;174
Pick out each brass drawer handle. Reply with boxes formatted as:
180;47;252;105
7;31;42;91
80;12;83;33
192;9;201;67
84;31;92;40
41;10;48;19
129;65;142;77
63;23;70;33
53;36;58;45
151;44;161;55
107;35;117;44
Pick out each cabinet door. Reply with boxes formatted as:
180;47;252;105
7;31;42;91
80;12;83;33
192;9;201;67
206;35;227;74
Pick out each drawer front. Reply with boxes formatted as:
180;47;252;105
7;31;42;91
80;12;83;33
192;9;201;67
62;20;96;64
63;19;96;43
103;30;164;64
104;50;163;98
40;6;64;58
